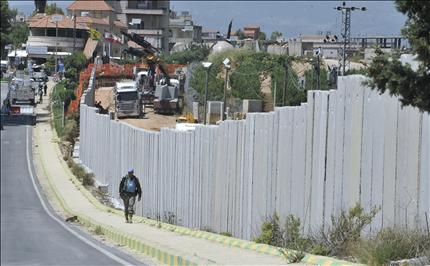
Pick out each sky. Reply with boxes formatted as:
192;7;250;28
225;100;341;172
9;1;406;38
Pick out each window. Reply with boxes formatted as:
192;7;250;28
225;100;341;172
130;18;144;30
137;0;150;9
117;91;138;101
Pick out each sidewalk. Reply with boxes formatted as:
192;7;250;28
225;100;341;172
31;81;344;265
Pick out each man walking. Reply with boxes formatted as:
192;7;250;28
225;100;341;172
119;169;142;223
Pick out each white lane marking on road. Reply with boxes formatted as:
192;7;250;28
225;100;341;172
25;126;132;266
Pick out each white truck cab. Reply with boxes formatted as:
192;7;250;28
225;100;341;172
114;81;142;118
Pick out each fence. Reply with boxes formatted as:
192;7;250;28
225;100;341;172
80;72;430;240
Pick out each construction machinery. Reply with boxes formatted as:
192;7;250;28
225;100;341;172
121;31;180;114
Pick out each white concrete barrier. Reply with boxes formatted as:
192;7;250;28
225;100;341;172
79;72;430;240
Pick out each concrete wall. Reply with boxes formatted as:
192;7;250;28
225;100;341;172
80;73;430;240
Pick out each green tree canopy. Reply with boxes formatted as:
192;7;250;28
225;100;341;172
236;29;245;40
164;44;210;65
190;64;224;103
8;22;29;50
45;3;64;15
366;1;430;112
258;31;267;41
270;31;283;41
32;3;63;16
1;1;15;58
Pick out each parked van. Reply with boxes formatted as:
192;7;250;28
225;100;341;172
114;81;142;118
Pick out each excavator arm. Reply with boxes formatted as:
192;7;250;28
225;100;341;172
121;31;170;85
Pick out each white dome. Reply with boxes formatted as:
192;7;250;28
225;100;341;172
211;41;234;54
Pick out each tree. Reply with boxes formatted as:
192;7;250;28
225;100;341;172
1;1;14;58
270;31;283;41
64;51;87;81
164;44;210;64
34;0;46;13
45;3;64;15
236;29;245;40
32;2;63;16
366;1;430;112
8;23;29;50
258;31;267;41
190;64;224;103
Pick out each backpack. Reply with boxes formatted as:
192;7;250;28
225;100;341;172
123;177;136;193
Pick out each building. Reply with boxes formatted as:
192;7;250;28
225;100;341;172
67;0;127;58
26;14;89;63
288;34;406;60
201;29;221;44
169;11;202;48
108;0;170;53
14;12;27;23
243;26;260;40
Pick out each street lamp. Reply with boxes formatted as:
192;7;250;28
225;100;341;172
202;62;212;124
222;58;230;120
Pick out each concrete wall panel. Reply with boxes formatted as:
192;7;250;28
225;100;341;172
79;72;429;240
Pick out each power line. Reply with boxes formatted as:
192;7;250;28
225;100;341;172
334;2;367;76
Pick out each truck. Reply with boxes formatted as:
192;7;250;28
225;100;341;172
8;77;35;105
114;81;142;118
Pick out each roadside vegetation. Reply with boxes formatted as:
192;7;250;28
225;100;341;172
254;204;430;264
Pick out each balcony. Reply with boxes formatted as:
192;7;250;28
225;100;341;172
124;8;165;15
27;36;86;49
127;29;163;36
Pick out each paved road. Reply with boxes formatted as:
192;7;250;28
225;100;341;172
1;125;146;265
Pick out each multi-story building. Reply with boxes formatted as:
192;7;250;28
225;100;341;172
67;1;127;58
169;11;202;47
26;14;89;63
108;0;170;53
288;34;406;60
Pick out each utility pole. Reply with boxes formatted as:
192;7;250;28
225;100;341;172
223;67;229;120
283;61;288;106
335;2;366;76
73;11;76;52
202;62;212;124
316;48;321;90
55;21;58;73
51;15;63;73
273;81;277;109
204;68;209;124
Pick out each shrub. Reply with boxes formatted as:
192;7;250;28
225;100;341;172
71;164;86;180
253;213;284;247
354;228;430;265
82;172;94;186
313;204;380;257
284;215;311;251
163;211;176;225
220;232;232;237
94;225;104;235
62;119;79;145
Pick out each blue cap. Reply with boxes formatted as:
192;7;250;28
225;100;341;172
128;168;134;173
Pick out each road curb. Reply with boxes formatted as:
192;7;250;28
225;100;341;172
39;100;361;266
35;123;200;266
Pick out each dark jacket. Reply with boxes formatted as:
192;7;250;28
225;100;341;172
119;175;142;198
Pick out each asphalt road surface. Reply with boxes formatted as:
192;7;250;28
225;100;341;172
1;125;146;265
